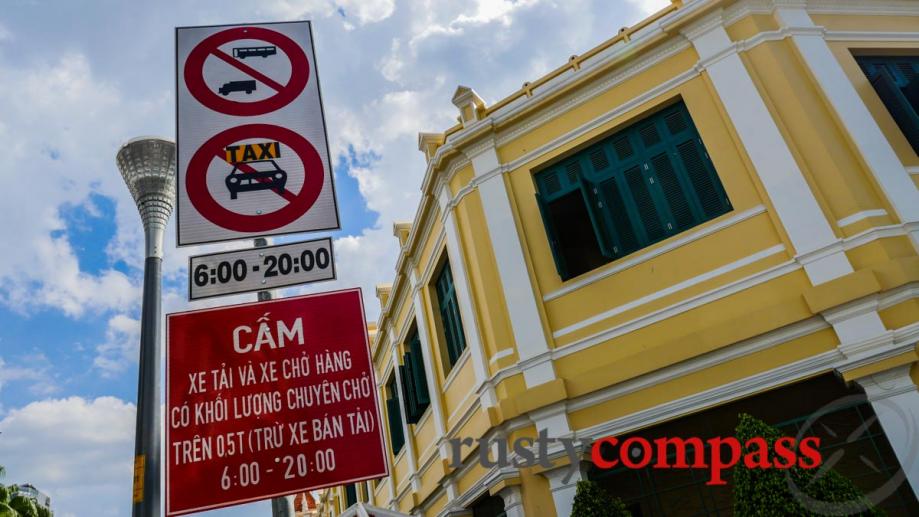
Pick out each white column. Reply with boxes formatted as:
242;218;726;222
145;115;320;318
773;5;919;250
390;342;420;491
436;185;494;405
683;13;853;286
541;461;590;517
495;484;526;517
855;364;919;498
465;142;556;388
683;13;895;348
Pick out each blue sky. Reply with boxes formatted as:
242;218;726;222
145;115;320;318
0;0;663;515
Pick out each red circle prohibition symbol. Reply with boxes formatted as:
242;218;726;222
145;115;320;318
184;26;309;116
186;124;324;233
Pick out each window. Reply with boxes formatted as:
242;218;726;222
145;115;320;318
469;494;507;517
385;375;404;455
345;484;357;508
435;260;467;369
857;56;919;154
535;101;732;280
400;330;430;424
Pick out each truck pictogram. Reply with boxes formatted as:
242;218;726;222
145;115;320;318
218;80;256;96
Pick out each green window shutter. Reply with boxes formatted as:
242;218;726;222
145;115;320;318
386;393;404;454
675;138;732;218
623;164;667;243
399;361;418;423
576;157;617;258
597;177;640;256
408;334;430;408
871;67;919;154
345;484;357;507
437;263;466;367
533;100;731;276
649;151;695;232
535;191;569;278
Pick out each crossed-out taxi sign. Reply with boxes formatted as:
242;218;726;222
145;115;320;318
176;21;339;246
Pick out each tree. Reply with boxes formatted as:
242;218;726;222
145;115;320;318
571;479;632;517
0;502;17;517
8;496;36;517
733;413;884;516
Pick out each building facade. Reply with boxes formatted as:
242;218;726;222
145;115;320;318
318;0;919;515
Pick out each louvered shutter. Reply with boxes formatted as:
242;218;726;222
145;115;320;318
399;361;418;423
409;335;430;408
871;67;919;154
650;151;695;232
597;177;640;256
624;164;666;243
386;394;404;454
535;191;569;278
576;155;618;258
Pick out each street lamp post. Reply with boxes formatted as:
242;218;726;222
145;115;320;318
117;137;176;517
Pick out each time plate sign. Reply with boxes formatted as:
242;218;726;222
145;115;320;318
166;289;388;515
188;237;335;300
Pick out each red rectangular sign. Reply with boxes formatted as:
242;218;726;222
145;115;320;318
166;289;388;516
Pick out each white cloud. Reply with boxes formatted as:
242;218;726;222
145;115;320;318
0;397;135;517
627;0;671;15
0;52;168;318
93;314;141;376
0;355;59;404
265;0;395;25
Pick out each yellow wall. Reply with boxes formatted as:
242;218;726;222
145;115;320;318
317;4;919;516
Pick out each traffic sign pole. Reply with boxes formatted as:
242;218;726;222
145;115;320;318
254;237;294;517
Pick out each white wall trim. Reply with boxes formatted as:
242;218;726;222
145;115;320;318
493;39;693;148
825;30;919;42
685;17;852;286
838;209;889;228
441;348;472;393
554;244;787;338
544;205;766;301
445;388;481;435
489;348;516;364
806;0;919;16
774;6;919;246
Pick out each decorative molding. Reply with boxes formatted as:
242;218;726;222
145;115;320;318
493;39;693;148
489;348;516;364
554;244;787;338
544;206;767;301
806;0;919;16
907;166;919;176
854;362;919;401
566;316;830;414
825;31;919;42
838;209;888;228
441;348;472;393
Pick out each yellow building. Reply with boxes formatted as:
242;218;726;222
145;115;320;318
318;0;919;515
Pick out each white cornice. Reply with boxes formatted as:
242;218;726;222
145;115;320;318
807;0;919;16
825;31;919;42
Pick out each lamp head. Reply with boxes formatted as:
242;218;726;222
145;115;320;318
116;137;176;258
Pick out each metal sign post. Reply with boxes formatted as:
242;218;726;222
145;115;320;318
254;238;295;517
